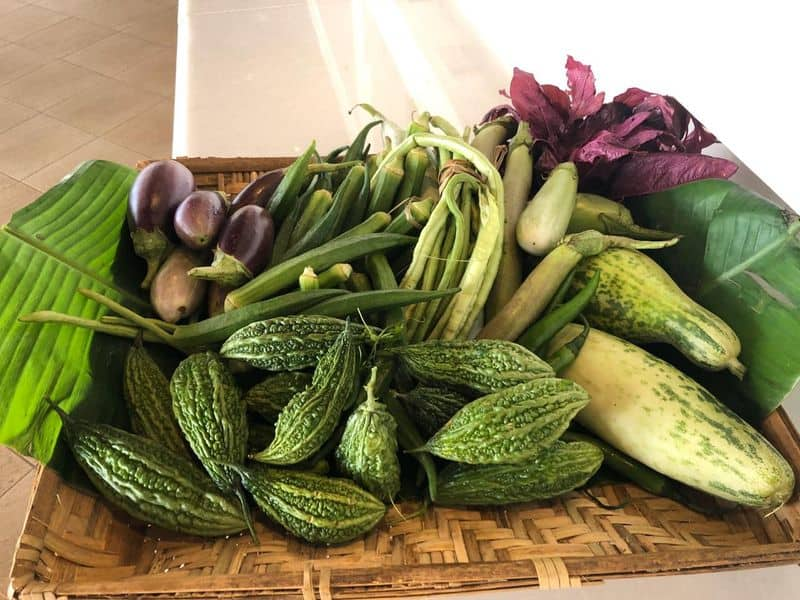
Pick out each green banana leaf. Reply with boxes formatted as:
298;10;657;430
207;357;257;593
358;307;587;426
632;178;800;421
0;160;148;479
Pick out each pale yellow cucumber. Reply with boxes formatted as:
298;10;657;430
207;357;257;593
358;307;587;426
549;324;794;509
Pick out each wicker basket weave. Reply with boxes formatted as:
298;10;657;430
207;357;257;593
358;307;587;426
9;157;800;599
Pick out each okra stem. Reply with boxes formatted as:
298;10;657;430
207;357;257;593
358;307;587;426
99;315;178;332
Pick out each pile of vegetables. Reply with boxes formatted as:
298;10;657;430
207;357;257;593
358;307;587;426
19;57;797;547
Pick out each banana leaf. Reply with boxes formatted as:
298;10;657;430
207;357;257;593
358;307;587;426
0;160;148;479
631;178;800;421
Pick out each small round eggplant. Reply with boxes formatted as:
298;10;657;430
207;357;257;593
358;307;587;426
229;168;284;213
174;190;227;250
150;247;208;323
128;160;195;288
188;205;274;287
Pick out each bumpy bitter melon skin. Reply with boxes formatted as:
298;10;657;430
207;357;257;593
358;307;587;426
220;316;369;371
335;370;401;501
393;339;554;396
123;340;190;458
251;324;360;465
58;413;247;536
436;441;603;505
169;352;247;492
244;371;313;421
400;386;469;437
572;247;745;377
423;378;589;464
238;464;386;544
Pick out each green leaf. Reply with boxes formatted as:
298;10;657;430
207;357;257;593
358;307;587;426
0;160;146;475
632;178;800;419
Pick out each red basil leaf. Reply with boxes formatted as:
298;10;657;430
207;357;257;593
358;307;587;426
610;153;738;197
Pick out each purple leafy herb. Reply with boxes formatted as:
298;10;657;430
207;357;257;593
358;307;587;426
491;56;737;197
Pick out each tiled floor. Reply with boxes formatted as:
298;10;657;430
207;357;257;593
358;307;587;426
0;0;177;220
0;0;178;591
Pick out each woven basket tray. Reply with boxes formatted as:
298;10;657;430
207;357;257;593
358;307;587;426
9;157;800;599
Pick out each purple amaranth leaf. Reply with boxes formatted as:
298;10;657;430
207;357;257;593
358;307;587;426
507;67;566;140
565;55;605;122
610;153;738;197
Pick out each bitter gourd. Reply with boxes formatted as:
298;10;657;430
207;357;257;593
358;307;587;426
244;371;312;421
335;367;401;501
436;440;603;505
236;463;386;544
400;385;469;437
421;378;589;464
251;323;360;464
220;315;370;371
122;338;189;457
51;403;247;536
391;339;553;396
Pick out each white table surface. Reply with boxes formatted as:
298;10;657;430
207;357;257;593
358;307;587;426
174;0;800;596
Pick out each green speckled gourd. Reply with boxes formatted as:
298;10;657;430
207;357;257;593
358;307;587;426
51;404;247;536
335;367;401;501
400;386;470;437
571;247;745;378
244;371;312;421
391;339;553;396
169;352;257;540
122;338;189;458
220;316;370;371
251;323;360;465
436;440;603;505
421;378;589;464
236;463;386;544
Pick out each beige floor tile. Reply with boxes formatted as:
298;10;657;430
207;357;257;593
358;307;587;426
0;60;108;111
0;444;35;490
114;46;176;98
31;0;165;29
122;5;178;47
0;98;36;134
105;99;173;158
0;0;26;16
24;137;147;191
0;43;49;85
45;77;163;135
16;16;116;60
0;114;92;179
65;31;169;77
0;4;67;42
0;179;41;220
0;462;36;597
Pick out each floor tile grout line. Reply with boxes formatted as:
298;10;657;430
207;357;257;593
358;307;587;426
0;469;34;503
0;109;41;138
100;97;177;158
11;14;118;60
20;135;100;189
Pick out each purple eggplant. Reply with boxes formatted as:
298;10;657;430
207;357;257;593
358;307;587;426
229;168;284;214
174;190;227;250
128;160;196;288
188;205;274;286
150;248;208;323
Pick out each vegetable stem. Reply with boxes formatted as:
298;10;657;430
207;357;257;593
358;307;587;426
19;311;161;343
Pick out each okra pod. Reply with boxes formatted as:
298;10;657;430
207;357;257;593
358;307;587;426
341;155;373;231
336;211;391;239
224;233;415;310
545;318;590;373
270;173;320;265
543;267;577;317
518;271;600;355
344;120;382;163
364;253;402;327
284;165;366;259
289;189;333;246
393;147;430;208
368;152;405;215
266;141;316;221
